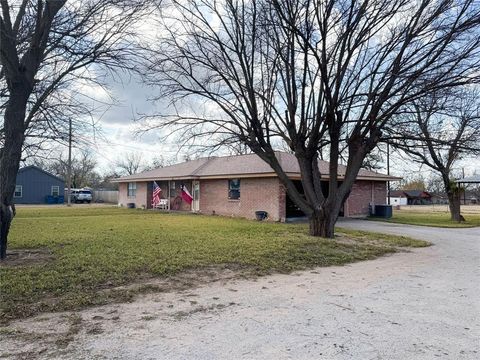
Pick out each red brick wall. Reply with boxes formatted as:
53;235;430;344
199;177;283;221
117;178;387;219
278;183;287;221
118;181;148;209
374;182;387;209
345;180;387;216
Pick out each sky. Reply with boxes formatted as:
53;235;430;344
69;67;478;181
63;69;480;181
73;82;479;181
60;3;480;181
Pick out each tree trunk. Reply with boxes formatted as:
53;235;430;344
0;205;14;259
442;174;464;223
309;210;336;238
447;191;464;222
0;90;28;260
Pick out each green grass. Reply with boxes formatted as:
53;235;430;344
0;207;429;322
374;211;480;228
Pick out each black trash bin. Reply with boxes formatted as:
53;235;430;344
255;211;268;221
127;203;135;209
374;205;392;218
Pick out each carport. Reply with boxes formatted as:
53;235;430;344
285;180;345;220
455;175;480;205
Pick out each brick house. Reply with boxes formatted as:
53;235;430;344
113;152;398;221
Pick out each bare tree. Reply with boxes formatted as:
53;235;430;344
361;151;384;172
388;89;480;221
0;0;145;260
115;151;145;175
401;177;427;192
40;150;99;188
142;0;480;237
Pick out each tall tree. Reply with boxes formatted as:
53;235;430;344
389;89;480;221
143;0;480;237
0;0;145;260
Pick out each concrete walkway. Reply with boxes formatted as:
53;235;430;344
4;220;480;359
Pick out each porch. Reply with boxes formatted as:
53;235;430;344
149;180;199;212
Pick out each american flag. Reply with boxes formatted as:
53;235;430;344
152;181;162;206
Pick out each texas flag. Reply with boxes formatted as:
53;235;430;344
181;184;193;204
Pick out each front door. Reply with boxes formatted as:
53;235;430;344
192;180;200;212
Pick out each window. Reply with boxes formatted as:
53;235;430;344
228;179;240;200
51;186;60;197
14;185;22;198
127;182;137;197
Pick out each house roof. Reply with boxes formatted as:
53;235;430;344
18;165;65;183
389;190;433;198
113;152;400;183
389;190;406;197
409;190;431;198
402;190;431;198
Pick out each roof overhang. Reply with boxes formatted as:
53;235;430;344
455;176;480;184
112;172;401;183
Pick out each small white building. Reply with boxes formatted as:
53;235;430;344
388;190;408;206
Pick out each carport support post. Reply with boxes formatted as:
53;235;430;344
67;118;72;207
387;142;390;205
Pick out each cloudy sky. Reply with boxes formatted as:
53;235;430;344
77;85;478;182
62;8;480;182
67;69;479;182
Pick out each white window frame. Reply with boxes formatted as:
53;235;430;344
51;185;60;197
14;185;23;198
127;182;137;197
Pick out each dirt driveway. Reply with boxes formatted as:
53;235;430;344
2;220;479;359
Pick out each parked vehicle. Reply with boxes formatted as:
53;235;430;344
70;189;92;203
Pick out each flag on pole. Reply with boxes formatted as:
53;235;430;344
181;184;193;204
152;181;162;207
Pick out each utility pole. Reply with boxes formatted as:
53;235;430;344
387;142;390;205
67;118;72;207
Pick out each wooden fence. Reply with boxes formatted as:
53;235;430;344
93;190;118;204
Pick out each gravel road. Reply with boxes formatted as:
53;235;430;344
3;220;479;359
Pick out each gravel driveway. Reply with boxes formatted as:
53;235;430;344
3;220;479;359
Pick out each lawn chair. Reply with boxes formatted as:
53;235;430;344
153;199;169;211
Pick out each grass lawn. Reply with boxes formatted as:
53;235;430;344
0;207;429;322
374;210;480;228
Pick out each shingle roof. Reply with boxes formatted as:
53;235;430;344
389;190;406;197
113;152;399;182
18;165;65;182
403;190;431;198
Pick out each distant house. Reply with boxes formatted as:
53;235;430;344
389;190;432;205
113;152;399;221
388;190;408;206
14;166;65;204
